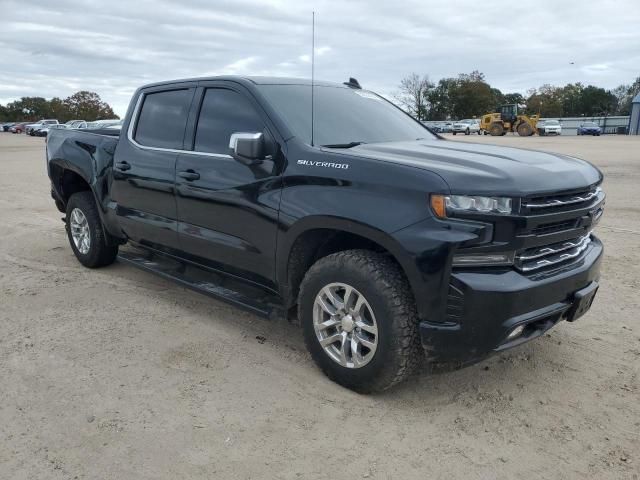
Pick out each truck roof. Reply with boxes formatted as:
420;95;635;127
137;75;349;90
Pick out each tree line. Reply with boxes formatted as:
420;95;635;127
395;71;640;121
0;91;118;123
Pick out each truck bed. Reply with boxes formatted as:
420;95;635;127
46;128;119;183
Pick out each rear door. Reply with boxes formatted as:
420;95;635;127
111;85;195;250
175;83;283;287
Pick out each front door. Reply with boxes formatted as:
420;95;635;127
112;86;195;251
175;85;283;287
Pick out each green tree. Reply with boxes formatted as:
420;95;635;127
612;77;639;115
426;78;456;120
449;71;498;119
63;91;118;121
578;85;617;116
0;91;118;122
526;85;563;117
502;93;525;106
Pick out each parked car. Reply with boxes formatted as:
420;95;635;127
26;119;59;135
46;76;604;392
35;124;67;137
537;119;562;136
441;122;453;133
83;119;121;129
452;119;481;135
11;122;30;133
65;120;87;129
425;122;445;133
2;122;16;132
577;122;601;136
429;122;453;134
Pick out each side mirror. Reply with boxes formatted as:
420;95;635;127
229;132;264;165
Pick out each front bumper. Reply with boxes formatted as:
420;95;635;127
419;236;603;364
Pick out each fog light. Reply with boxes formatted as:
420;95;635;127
506;324;525;341
452;252;514;267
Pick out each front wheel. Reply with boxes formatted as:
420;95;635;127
65;191;118;268
465;128;470;135
452;131;457;135
299;250;421;393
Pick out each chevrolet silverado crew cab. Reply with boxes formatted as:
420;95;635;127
46;76;605;392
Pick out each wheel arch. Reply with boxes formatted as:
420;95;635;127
277;216;415;309
49;160;94;208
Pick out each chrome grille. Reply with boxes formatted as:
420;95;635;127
522;187;601;212
515;233;592;272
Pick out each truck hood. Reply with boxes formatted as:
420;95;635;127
344;140;602;196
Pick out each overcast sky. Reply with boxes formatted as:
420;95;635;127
1;0;639;116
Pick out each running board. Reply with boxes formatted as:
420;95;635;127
117;244;283;319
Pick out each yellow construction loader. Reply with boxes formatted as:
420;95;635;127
479;104;540;136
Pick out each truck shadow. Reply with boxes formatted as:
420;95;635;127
99;260;577;409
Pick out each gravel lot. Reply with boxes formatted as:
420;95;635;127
1;132;638;479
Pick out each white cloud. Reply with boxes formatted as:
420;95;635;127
0;0;638;117
223;56;259;74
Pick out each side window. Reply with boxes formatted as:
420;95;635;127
195;88;266;154
134;89;192;149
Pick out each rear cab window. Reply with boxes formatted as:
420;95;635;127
134;88;193;149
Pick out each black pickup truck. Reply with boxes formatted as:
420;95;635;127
46;76;604;392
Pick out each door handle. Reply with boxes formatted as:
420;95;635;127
178;170;200;181
115;161;131;171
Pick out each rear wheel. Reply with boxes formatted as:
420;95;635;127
517;122;533;136
65;191;118;268
489;122;504;136
477;129;482;135
452;131;457;135
299;250;421;393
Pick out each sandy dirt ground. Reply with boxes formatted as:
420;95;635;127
1;132;638;480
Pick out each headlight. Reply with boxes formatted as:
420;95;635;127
430;194;512;218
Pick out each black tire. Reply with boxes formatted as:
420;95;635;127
489;122;504;136
465;128;470;135
452;131;457;135
298;250;421;393
65;191;118;268
517;122;533;136
477;130;481;135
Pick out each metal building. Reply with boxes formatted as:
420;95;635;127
630;92;640;135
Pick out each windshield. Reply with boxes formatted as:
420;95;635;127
256;84;434;146
582;122;597;127
545;120;560;125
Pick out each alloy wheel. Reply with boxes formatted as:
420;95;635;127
313;283;378;368
70;208;91;254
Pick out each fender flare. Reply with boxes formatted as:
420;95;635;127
276;215;417;301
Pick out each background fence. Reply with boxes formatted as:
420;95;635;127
539;116;630;135
424;116;631;135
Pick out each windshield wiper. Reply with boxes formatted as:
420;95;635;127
321;141;366;149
